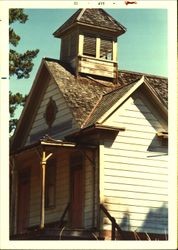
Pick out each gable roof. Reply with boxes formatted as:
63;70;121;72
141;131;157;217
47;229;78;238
11;57;168;151
83;78;143;127
45;58;168;125
53;8;126;37
83;76;168;127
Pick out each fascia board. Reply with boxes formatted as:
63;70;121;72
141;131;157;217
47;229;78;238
98;75;145;124
11;59;47;146
143;78;168;117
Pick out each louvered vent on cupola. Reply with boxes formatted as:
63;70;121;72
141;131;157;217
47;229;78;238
83;35;96;57
53;9;126;80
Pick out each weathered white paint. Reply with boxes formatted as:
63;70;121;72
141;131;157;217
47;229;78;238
26;79;78;145
78;57;116;78
27;148;96;229
101;93;168;234
29;152;70;227
83;150;96;228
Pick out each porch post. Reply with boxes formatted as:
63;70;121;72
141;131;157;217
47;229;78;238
40;151;52;229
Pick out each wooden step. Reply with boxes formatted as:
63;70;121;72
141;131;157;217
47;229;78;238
10;227;105;240
58;228;105;240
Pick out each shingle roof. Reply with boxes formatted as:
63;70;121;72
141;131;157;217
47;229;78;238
83;81;138;127
45;58;168;128
53;8;126;37
118;70;168;105
45;59;114;127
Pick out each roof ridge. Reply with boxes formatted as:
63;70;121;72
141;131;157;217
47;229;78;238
53;9;82;37
103;76;144;97
76;8;86;21
118;69;167;79
101;9;127;32
54;8;126;37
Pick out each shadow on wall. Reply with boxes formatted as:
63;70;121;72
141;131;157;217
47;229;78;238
118;202;168;235
101;200;168;240
120;210;131;231
139;202;168;235
147;135;168;154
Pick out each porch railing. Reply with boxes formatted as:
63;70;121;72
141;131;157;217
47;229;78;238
100;204;124;240
59;202;70;226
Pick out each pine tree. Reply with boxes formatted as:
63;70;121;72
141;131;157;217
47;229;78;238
9;9;39;134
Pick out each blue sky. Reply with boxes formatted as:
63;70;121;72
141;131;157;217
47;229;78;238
10;8;168;116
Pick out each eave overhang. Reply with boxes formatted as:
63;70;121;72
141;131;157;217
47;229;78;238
96;76;168;125
10;137;76;156
53;22;126;38
66;123;125;142
10;134;98;157
157;131;168;139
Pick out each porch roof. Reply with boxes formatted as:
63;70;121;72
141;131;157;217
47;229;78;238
10;136;76;155
10;135;98;156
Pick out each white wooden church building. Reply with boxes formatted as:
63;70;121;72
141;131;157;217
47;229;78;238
10;9;168;240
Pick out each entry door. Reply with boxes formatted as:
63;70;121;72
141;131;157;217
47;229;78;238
70;153;84;228
17;169;30;234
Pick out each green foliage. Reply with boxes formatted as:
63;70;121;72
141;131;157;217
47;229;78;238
9;91;27;133
9;8;39;79
9;9;39;134
9;9;28;25
9;49;39;79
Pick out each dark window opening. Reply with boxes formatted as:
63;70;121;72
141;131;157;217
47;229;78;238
100;37;113;60
45;159;56;208
83;35;96;57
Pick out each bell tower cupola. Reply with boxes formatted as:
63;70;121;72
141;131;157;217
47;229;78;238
53;9;126;80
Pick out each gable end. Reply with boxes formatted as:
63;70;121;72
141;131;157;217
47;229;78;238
11;63;51;151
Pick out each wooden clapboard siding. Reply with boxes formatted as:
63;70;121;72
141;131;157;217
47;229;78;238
84;151;94;228
28;151;70;227
27;79;78;145
61;30;78;62
101;94;168;234
45;153;70;224
104;140;167;153
29;163;41;226
78;56;116;78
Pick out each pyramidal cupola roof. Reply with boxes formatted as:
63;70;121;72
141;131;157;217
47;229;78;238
53;8;126;37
